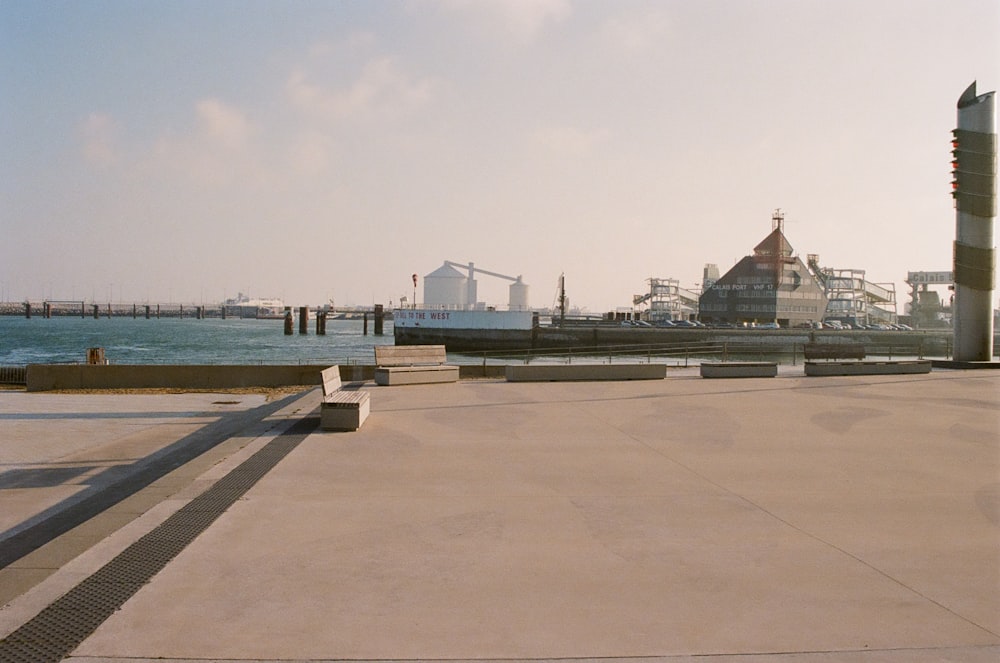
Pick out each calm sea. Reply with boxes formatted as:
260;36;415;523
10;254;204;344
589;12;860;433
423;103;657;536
0;316;405;366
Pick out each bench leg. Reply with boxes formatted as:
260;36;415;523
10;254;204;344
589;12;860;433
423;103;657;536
321;401;369;431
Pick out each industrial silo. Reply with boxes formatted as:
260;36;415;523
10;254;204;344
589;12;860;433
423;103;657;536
424;263;468;308
509;277;530;310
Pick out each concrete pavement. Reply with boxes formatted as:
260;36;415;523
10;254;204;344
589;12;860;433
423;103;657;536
1;367;998;662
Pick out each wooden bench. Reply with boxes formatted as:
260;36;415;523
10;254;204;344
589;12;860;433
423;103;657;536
700;361;777;378
803;342;866;361
320;366;370;430
374;345;459;386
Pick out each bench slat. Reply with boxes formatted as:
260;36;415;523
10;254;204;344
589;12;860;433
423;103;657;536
323;390;369;406
321;366;342;396
375;345;448;366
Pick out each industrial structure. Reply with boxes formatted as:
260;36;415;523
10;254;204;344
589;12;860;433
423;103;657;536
950;81;996;361
422;261;529;310
905;271;954;328
698;210;828;327
632;278;700;322
806;258;898;327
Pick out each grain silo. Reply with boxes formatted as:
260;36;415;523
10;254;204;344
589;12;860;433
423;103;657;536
509;276;530;310
423;263;468;309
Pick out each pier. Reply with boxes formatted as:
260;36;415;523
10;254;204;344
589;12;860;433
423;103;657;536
0;300;388;323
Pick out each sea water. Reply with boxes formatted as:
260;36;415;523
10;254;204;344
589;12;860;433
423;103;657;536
0;316;400;366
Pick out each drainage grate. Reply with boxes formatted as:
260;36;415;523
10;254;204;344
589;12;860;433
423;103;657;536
0;414;319;663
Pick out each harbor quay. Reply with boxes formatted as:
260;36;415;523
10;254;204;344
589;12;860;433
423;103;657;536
0;368;998;662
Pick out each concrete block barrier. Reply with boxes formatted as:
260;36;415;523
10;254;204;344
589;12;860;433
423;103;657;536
804;360;932;377
505;363;666;382
700;362;778;378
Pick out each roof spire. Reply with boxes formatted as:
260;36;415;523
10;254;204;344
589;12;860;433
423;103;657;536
772;208;784;233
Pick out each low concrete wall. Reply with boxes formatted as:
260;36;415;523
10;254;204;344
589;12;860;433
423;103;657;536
505;364;666;382
25;363;503;391
700;362;777;378
804;360;932;377
27;364;334;392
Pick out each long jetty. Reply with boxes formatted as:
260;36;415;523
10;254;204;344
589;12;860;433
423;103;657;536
1;301;389;337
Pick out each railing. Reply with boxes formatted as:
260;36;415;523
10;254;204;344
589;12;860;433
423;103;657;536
0;366;27;385
462;337;954;369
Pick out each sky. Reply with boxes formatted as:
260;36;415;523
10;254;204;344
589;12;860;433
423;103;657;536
2;0;998;313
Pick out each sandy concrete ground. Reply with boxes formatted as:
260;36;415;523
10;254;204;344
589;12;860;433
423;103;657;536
1;368;998;662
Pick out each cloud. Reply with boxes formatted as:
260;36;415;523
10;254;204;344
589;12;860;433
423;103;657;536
601;8;673;54
195;99;254;148
533;125;608;158
149;98;259;187
80;113;118;166
287;57;435;121
434;0;572;40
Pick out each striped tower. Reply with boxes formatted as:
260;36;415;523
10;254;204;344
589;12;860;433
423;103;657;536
951;81;997;361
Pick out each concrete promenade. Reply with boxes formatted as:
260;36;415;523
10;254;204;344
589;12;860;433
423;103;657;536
0;367;998;662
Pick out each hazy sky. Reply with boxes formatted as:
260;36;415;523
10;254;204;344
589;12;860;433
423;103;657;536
2;0;998;312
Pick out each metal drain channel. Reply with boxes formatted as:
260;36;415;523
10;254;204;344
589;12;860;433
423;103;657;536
0;414;320;663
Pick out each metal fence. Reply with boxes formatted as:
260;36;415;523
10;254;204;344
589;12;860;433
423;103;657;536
0;365;27;385
464;338;952;368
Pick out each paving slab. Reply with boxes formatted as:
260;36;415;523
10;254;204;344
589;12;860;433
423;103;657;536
1;370;998;662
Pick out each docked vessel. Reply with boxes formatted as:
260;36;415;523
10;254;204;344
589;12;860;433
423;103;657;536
223;294;286;319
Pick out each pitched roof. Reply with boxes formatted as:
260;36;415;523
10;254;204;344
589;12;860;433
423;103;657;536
426;263;466;279
753;228;794;258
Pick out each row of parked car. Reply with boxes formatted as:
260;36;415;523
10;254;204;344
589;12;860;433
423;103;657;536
620;319;914;331
818;321;913;331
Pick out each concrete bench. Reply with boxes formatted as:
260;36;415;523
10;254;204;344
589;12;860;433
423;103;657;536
803;342;866;360
804;360;932;377
505;363;666;382
374;345;459;386
700;361;778;378
320;366;370;430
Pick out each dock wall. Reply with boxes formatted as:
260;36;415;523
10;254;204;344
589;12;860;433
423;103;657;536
24;364;505;391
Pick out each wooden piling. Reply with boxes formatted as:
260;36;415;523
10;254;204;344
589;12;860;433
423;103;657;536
299;306;309;334
24;302;31;319
316;311;327;335
374;304;384;335
363;312;368;335
284;310;294;335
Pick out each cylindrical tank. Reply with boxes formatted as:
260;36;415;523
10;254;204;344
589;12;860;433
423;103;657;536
509;277;530;310
424;263;468;308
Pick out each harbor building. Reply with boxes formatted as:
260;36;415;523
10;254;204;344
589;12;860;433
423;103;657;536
698;210;828;327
